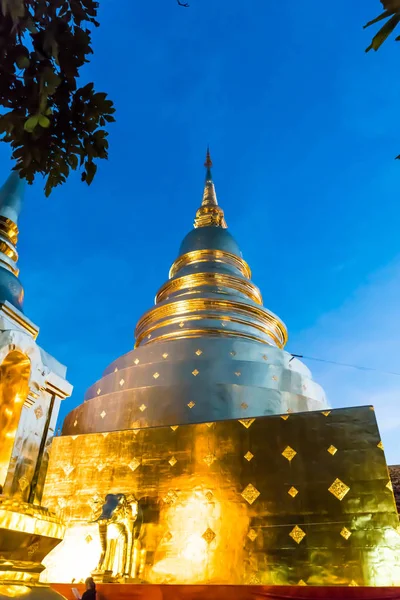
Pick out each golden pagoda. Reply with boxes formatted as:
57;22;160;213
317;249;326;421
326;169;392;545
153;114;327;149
2;153;399;598
39;151;400;590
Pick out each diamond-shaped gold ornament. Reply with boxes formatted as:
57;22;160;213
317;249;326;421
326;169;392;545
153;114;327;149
247;529;258;542
119;378;125;387
328;445;337;456
100;410;106;419
386;480;393;492
139;404;147;412
239;418;255;429
163;489;178;504
153;372;159;379
241;402;248;410
134;358;140;365
74;420;78;427
168;456;177;467
192;369;199;376
203;453;216;466
288;486;298;498
187;401;195;409
179;321;185;328
282;446;297;462
202;528;216;544
340;527;352;540
377;440;384;450
164;531;173;542
128;458;140;472
162;353;168;359
96;462;106;472
235;371;241;377
230;351;236;356
205;491;213;502
85;535;93;544
262;355;268;361
328;478;350;501
289;525;306;544
244;451;254;462
114;367;118;372
170;425;179;431
241;483;260;505
96;388;101;395
195;349;203;356
272;375;278;382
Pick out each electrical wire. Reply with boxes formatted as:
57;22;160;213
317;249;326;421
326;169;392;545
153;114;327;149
290;353;400;377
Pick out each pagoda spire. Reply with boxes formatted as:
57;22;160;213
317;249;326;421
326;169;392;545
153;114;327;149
194;148;227;228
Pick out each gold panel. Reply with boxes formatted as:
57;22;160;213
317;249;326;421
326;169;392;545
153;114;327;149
41;407;400;586
0;351;31;488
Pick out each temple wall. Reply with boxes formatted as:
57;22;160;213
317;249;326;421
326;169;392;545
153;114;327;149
42;407;400;587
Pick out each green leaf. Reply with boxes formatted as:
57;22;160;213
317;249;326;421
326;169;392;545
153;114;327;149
24;115;40;132
365;14;400;52
38;115;51;128
85;161;97;185
68;154;78;169
364;10;393;29
16;55;30;69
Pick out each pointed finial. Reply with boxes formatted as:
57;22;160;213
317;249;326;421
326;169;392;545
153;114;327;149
194;148;227;229
204;146;213;169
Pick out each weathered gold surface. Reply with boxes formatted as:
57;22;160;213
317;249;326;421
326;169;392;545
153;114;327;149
42;406;400;586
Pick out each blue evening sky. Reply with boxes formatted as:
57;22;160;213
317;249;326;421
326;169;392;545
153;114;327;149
1;0;400;463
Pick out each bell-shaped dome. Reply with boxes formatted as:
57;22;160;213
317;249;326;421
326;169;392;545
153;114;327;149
179;226;242;257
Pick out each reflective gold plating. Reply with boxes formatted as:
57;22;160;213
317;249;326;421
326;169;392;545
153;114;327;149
135;298;287;348
138;326;273;348
194;204;227;229
0;351;30;488
0;216;19;276
156;272;263;305
169;250;252;280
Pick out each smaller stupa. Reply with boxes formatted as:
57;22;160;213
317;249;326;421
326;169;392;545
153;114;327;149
0;172;72;600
